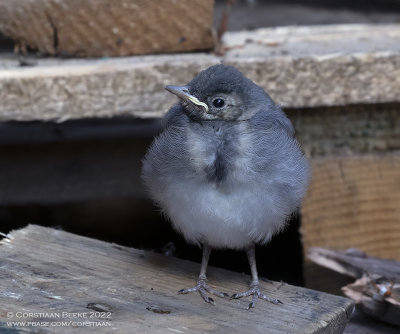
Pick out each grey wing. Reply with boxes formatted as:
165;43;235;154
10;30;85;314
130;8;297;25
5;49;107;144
250;104;295;137
141;107;190;204
249;108;311;210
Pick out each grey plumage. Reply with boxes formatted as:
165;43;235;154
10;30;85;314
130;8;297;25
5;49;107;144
142;64;310;308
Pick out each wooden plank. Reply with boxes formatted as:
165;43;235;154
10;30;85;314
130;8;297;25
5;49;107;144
308;247;400;327
301;153;400;292
0;24;400;121
308;248;400;280
286;103;400;157
0;0;214;57
0;225;353;334
301;154;400;260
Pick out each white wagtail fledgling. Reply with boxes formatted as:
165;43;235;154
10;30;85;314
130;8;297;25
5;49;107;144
142;65;311;309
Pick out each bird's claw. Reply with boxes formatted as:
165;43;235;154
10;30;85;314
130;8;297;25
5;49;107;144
231;283;282;309
178;278;228;304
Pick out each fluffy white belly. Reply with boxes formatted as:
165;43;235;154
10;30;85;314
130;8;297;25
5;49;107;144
160;177;287;249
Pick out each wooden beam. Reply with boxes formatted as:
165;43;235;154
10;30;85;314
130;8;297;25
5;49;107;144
301;154;400;261
0;225;353;334
0;0;214;57
301;153;400;292
0;24;400;121
308;247;400;327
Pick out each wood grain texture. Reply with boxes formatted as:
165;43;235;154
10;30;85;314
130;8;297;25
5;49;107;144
287;103;400;157
301;154;400;261
301;154;400;294
1;24;400;121
0;225;353;334
0;0;214;57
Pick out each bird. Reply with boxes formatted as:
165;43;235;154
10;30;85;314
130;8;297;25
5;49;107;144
142;64;311;309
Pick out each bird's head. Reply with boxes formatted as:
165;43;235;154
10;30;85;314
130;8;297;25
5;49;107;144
165;64;269;121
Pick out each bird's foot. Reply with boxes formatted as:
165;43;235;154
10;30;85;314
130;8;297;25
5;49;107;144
178;277;229;304
231;282;282;309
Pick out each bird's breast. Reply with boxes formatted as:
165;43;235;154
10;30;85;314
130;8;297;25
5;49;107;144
186;122;252;185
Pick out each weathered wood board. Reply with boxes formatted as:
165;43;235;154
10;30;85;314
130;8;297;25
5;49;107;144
301;154;400;261
0;225;353;334
309;247;400;327
0;24;400;121
301;153;400;293
0;0;214;57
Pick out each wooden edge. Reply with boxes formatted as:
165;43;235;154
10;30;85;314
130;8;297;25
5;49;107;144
0;24;400;121
0;225;354;334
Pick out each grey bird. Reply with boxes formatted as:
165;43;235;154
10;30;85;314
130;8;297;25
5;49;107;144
142;64;310;309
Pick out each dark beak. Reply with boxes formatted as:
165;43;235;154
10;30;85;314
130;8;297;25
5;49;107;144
165;85;191;100
165;85;209;113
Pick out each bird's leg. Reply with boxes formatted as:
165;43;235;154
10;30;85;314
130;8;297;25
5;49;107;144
178;245;228;304
232;245;282;309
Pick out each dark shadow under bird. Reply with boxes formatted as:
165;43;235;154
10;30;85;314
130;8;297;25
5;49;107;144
142;64;311;309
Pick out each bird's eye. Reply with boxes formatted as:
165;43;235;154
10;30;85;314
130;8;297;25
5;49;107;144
212;98;225;108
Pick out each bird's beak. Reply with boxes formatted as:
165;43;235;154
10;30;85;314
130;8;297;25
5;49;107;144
165;85;209;113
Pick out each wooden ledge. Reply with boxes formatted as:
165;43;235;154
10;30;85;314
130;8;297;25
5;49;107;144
0;225;353;333
0;24;399;121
